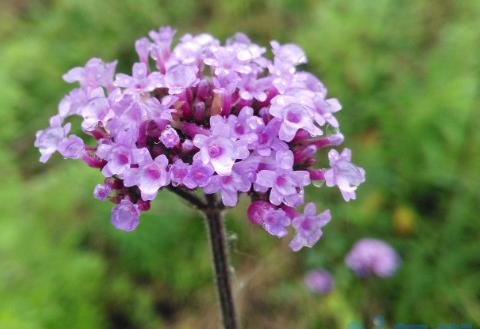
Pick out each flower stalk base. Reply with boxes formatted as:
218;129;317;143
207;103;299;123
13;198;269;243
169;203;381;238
168;187;237;329
204;208;237;329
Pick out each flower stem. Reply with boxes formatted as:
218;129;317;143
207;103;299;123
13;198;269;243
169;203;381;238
168;189;237;328
167;186;207;210
204;207;238;329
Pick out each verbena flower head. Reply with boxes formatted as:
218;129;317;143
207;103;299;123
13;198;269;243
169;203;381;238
304;269;334;294
346;239;400;278
35;27;365;251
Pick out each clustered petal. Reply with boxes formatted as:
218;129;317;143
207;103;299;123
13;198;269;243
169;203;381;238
34;27;365;250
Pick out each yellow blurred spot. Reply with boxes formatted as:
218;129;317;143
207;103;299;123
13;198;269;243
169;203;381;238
361;129;379;146
360;192;383;220
393;205;416;235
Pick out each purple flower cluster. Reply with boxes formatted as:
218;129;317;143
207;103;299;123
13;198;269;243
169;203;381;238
345;239;400;278
304;269;334;294
34;27;365;251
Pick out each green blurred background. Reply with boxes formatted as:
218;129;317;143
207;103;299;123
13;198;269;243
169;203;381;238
1;0;479;328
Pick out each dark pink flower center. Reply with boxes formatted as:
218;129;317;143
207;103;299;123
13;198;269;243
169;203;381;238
174;168;188;180
301;218;311;231
258;132;269;145
116;153;129;165
286;110;301;123
258;163;268;171
208;144;224;158
276;175;287;186
193;169;207;181
234;123;245;135
265;213;275;225
145;166;161;180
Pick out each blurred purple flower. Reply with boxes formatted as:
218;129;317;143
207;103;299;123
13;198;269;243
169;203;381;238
346;239;400;278
304;269;334;294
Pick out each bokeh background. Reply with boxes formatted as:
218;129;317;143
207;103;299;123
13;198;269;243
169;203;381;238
1;0;479;328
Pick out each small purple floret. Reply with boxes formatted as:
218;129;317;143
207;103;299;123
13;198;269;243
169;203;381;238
262;208;290;238
183;160;214;189
255;150;310;207
93;184;111;200
111;199;140;232
324;148;366;201
289;203;331;252
247;200;273;225
160;125;180;148
58;135;85;159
